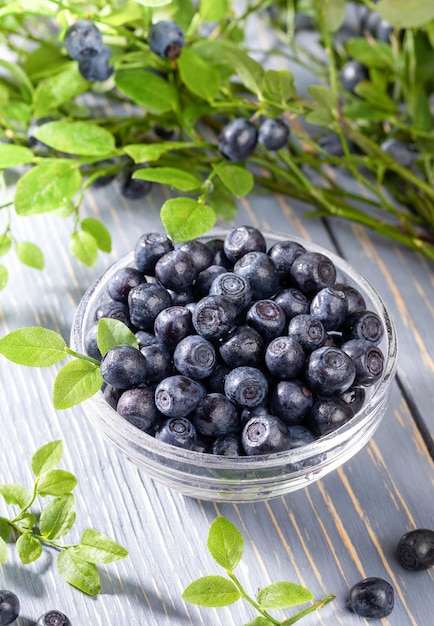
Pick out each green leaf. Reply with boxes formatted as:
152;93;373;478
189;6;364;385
69;231;98;267
0;265;7;291
323;0;346;32
243;618;270;626
124;141;195;163
178;48;221;101
97;318;138;356
221;42;264;97
80;218;112;253
39;493;76;539
31;440;63;477
0;327;67;367
305;107;333;127
77;528;128;564
115;69;178;114
0;144;34;169
33;121;115;157
343;101;392;122
207;179;238;221
0;537;7;563
354;82;397;113
0;235;12;257
161;197;215;242
376;0;434;27
0;517;10;542
18;513;37;530
262;69;295;104
213;162;254;198
134;0;171;5
57;548;101;595
307;85;337;110
182;575;240;607
199;0;229;21
103;0;145;26
345;38;394;70
207;516;244;572
15;241;44;270
257;582;314;609
133;166;202;191
0;484;30;508
0;60;33;100
37;469;77;496
52;359;103;410
16;533;42;564
14;160;81;216
33;64;89;117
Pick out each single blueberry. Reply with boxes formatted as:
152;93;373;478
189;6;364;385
234;251;280;300
35;610;71;626
100;344;148;389
194;264;227;299
341;309;384;344
128;282;172;330
134;232;174;275
119;165;153;200
223;225;266;263
287;424;316;448
155;417;197;449
332;283;366;315
155;248;197;291
339;60;369;94
192;393;240;437
140;341;173;381
148;20;185;60
288;314;326;352
95;300;131;327
0;590;20;626
78;44;113;82
179;239;215;273
117;386;161;431
265;336;305;379
154;305;194;350
341;339;384;386
269;379;313;425
310;286;348;330
218;118;258;162
306;346;356;396
192;294;237;341
155;375;205;418
396;528;434;571
339;385;366;414
108;267;146;304
174;335;216;379
242;414;291;455
203;363;230;394
210;271;252;312
307;396;354;436
246;299;286;341
347;577;394;619
219;325;264;368
64;19;103;61
258;117;290;151
103;384;122;409
268;240;306;283
273;288;310;320
84;321;102;361
224;366;269;408
290;251;337;296
205;238;233;268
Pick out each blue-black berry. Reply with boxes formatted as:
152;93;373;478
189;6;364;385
148;20;185;60
396;528;434;571
64;19;103;60
36;610;71;626
258;118;290;151
347;577;394;619
0;591;20;626
218;118;258;162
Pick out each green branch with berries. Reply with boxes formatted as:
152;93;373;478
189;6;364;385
0;439;128;596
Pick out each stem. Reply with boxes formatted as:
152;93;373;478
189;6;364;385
64;348;101;367
282;593;336;625
227;572;281;625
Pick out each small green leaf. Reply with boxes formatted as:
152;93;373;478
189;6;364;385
0;144;34;169
343;101;391;122
0;234;12;257
0;484;31;508
182;575;240;607
124;141;195;163
33;64;89;117
257;582;314;609
0;265;7;291
69;231;98;267
18;512;37;530
207;180;238;222
78;528;128;564
213;162;254;198
345;38;393;70
37;469;77;496
57;548;101;596
135;0;171;6
39;493;76;539
199;0;229;21
221;43;264;97
16;533;42;564
15;241;44;270
376;0;434;28
307;85;337;110
80;218;112;253
323;0;347;32
133;166;202;192
115;69;178;114
243;618;270;626
52;359;103;410
262;69;295;104
207;516;244;572
34;121;116;157
178;48;221;101
0;517;10;542
97;318;138;357
0;60;33;99
0;327;67;367
161;197;215;242
0;537;7;563
305;107;333;127
14;160;82;216
31;440;63;477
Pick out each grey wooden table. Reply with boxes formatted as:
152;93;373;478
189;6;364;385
0;168;433;626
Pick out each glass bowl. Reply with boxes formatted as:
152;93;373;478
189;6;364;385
70;228;398;502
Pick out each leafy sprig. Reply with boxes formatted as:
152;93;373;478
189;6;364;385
0;439;128;595
182;516;335;625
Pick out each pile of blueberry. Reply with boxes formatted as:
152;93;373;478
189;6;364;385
84;225;387;458
0;590;70;625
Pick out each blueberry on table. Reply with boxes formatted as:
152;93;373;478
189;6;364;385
156;417;197;449
79;44;113;81
36;611;71;626
307;396;354;436
134;232;174;275
0;590;20;626
269;379;313;425
174;335;216;379
306;346;356;396
192;393;239;437
396;528;434;571
192;294;237;340
242;414;291;455
223;225;266;263
234;251;280;300
290;251;337;296
339;60;369;94
155;249;197;292
148;20;185;60
154;305;194;350
218;118;258;162
100;344;148;389
155;375;206;418
64;19;103;60
224;366;269;408
117;386;160;431
347;577;394;619
258;117;290;151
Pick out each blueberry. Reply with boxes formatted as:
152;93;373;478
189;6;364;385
155;249;197;292
179;239;215;273
341;339;384;386
36;610;70;625
265;336;305;379
307;396;354;436
205;238;233;268
100;344;148;389
192;294;237;341
154;305;194;350
140;340;172;381
268;240;306;283
287;424;316;448
167;287;196;306
288;314;326;352
192;393;239;437
211;433;243;456
269;379;313;425
290;251;337;295
361;10;382;36
148;20;185;60
396;528;434;571
273;288;310;320
339;385;366;414
310;286;348;330
347;577;394;619
246;299;286;341
258;118;290;151
242;414;291;455
210;272;252;312
155;375;205;418
224;366;269;408
203;363;230;394
134;232;174;275
219;325;264;368
64;19;103;61
78;45;113;82
375;18;394;42
223;225;266;263
84;321;102;361
135;330;162;348
306;346;356;396
339;60;369;94
103;384;122;409
0;590;20;626
218;118;258;162
108;267;146;304
333;283;366;314
194;264;227;299
174;335;216;379
117;386;160;431
128;283;172;330
380;138;418;168
341;310;384;344
95;300;131;327
155;417;197;449
120;165;153;200
233;251;280;300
